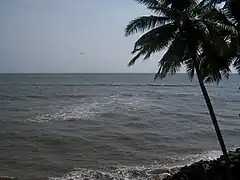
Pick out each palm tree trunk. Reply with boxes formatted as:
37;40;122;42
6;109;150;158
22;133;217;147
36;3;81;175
194;64;230;166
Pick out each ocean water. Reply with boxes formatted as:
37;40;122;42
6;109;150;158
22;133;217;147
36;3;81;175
0;73;239;180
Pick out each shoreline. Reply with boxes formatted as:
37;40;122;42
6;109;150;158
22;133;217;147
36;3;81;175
164;148;240;180
1;149;239;180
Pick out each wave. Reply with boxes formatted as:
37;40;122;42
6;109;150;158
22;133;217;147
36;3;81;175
164;92;222;98
0;94;89;101
179;150;222;164
26;95;152;123
49;150;222;180
26;98;109;123
49;165;178;180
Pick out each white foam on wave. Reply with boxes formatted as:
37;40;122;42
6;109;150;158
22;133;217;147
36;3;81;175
27;94;151;123
179;150;222;164
27;101;103;123
49;165;174;180
49;150;223;180
170;92;223;99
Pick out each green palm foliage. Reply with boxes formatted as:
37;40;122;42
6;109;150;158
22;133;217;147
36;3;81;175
126;1;239;80
198;0;240;25
126;0;240;166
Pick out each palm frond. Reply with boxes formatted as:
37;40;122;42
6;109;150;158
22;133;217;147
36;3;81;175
186;61;195;80
233;56;240;73
126;0;239;84
199;21;233;60
222;68;231;79
125;16;170;36
162;0;198;11
128;49;145;66
155;34;185;79
128;23;177;66
133;23;177;50
203;72;222;84
201;55;231;83
194;20;210;38
184;49;195;80
133;0;160;7
201;7;237;30
199;45;234;83
128;40;168;66
147;3;175;15
199;0;227;7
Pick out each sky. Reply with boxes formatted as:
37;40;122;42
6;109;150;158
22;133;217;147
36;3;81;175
0;0;167;73
0;0;236;73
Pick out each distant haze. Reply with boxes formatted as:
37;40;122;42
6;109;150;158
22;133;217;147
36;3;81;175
0;0;236;73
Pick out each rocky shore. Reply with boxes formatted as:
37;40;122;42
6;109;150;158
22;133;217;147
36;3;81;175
1;149;239;180
164;148;240;180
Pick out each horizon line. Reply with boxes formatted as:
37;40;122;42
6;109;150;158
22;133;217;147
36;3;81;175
0;72;238;74
0;72;187;74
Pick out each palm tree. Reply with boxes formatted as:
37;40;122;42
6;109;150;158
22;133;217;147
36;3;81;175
200;0;240;24
125;0;239;166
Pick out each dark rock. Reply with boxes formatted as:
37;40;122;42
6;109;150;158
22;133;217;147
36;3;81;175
164;148;240;180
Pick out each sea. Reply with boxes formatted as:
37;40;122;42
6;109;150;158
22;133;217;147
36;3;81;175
0;73;239;180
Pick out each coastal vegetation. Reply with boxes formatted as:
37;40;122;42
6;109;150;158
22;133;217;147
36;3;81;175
126;0;240;172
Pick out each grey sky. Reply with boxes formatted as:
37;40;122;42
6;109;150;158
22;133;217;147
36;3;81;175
0;0;236;73
0;0;164;73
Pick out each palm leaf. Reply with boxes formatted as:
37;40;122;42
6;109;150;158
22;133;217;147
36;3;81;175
128;25;177;66
161;0;198;10
128;40;167;66
199;0;227;7
184;49;195;80
125;16;170;36
202;8;235;26
194;20;210;38
133;23;177;50
233;56;240;73
155;34;186;79
134;0;160;6
128;49;145;66
147;3;176;15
